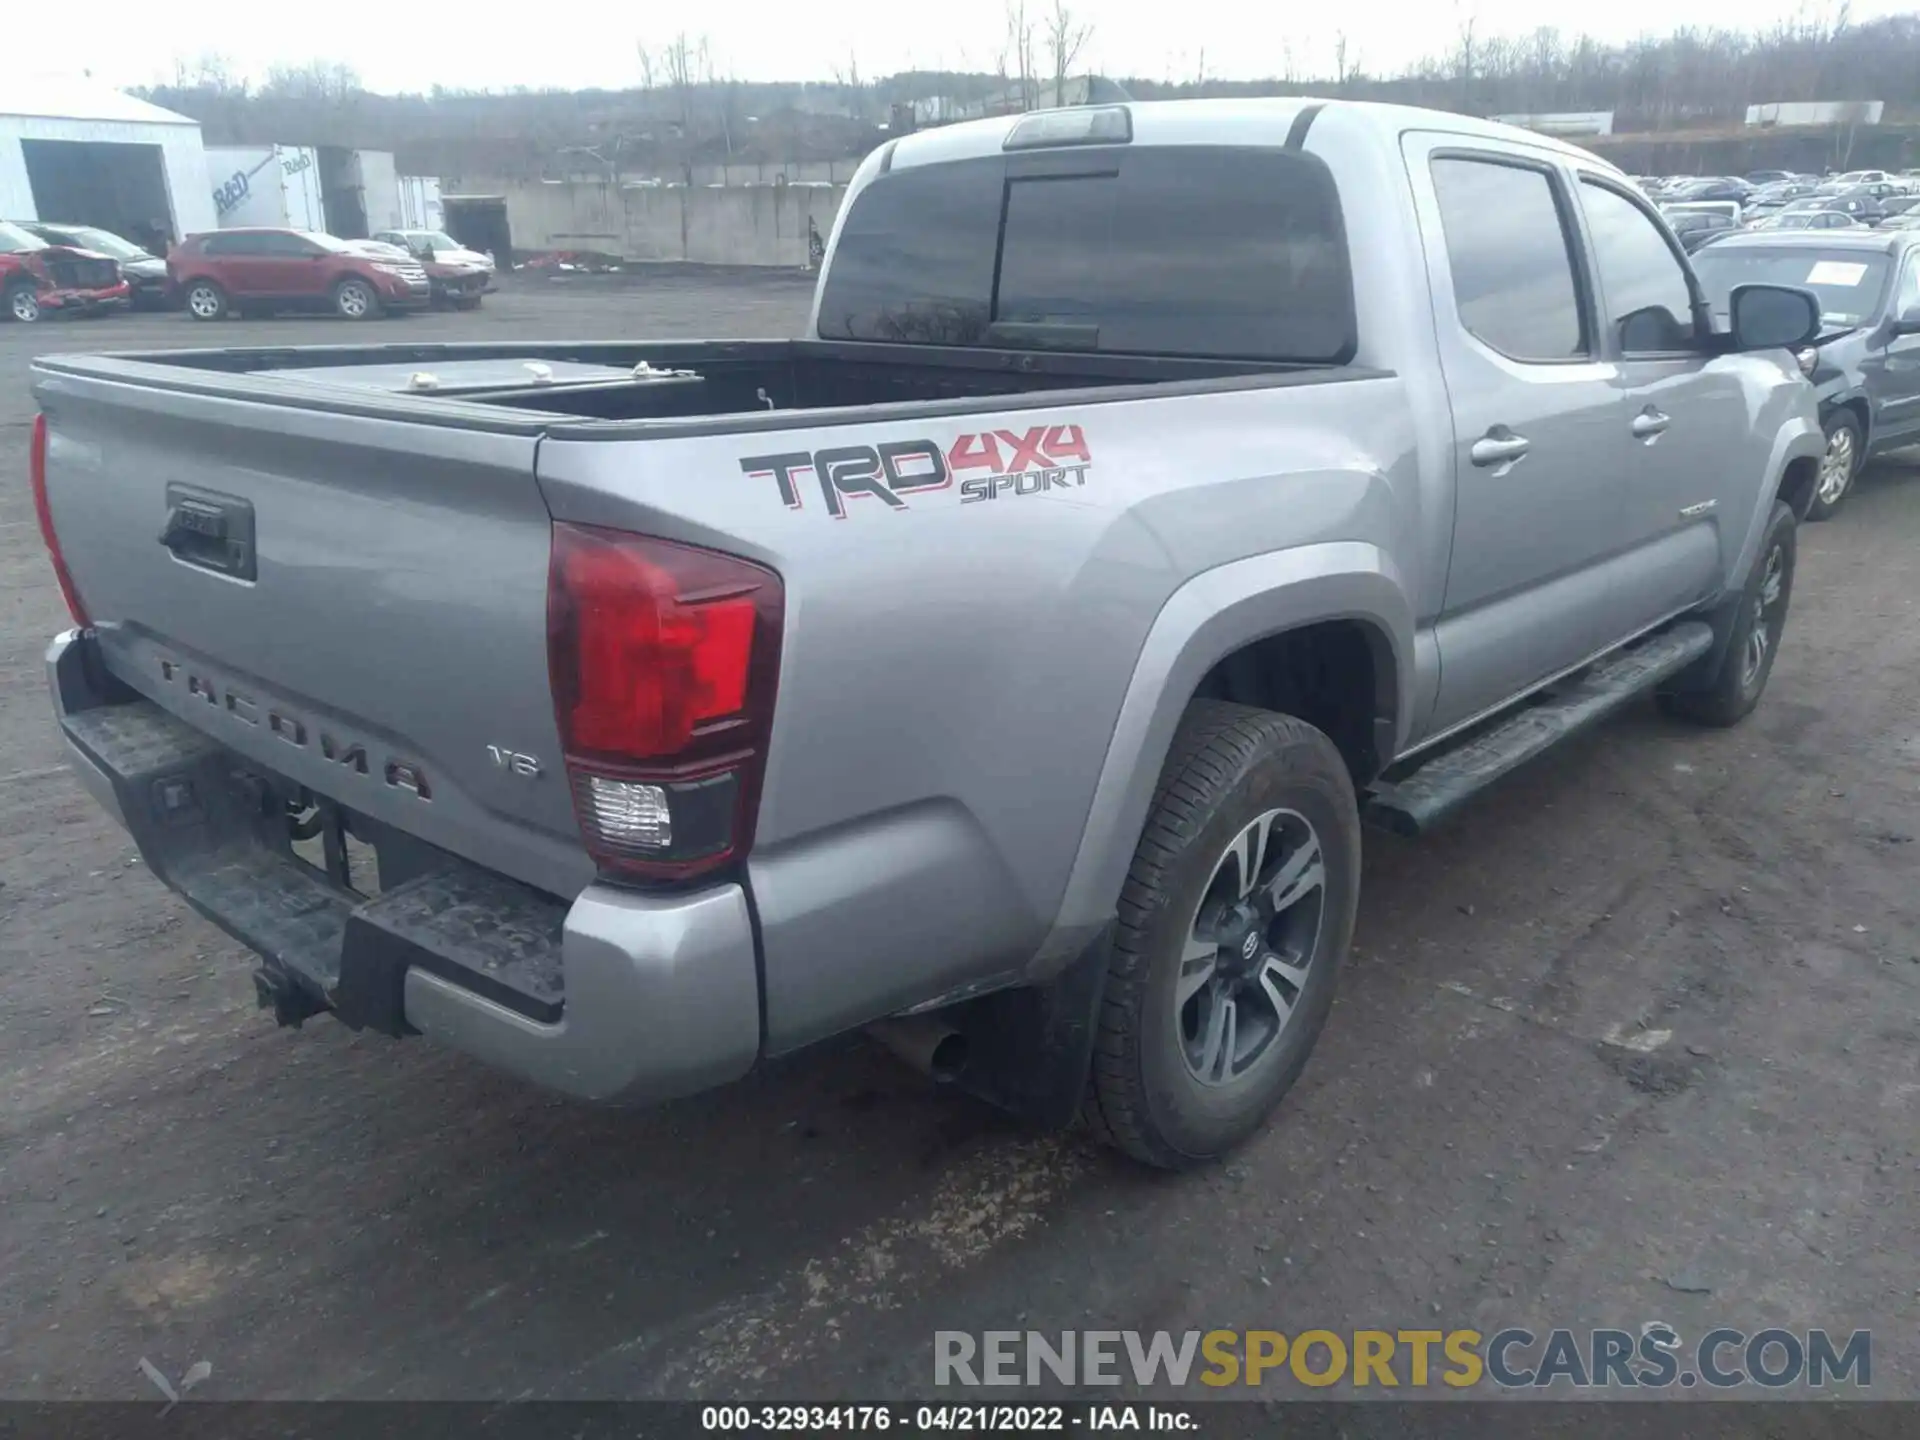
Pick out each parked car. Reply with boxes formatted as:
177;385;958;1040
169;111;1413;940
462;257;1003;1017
1746;168;1798;186
1749;210;1865;232
1666;177;1754;204
32;100;1825;1168
1668;210;1738;251
0;221;130;322
1746;181;1819;214
22;223;170;308
167;228;431;321
369;228;495;309
1874;196;1920;225
1821;193;1890;225
1693;230;1920;518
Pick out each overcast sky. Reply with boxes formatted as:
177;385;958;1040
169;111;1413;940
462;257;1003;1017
16;0;1900;95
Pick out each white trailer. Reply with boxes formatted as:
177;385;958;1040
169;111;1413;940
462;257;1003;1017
205;145;326;231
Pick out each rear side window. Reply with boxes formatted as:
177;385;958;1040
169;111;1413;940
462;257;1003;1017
202;233;264;256
1431;157;1586;361
257;232;319;256
816;157;1001;346
818;146;1354;363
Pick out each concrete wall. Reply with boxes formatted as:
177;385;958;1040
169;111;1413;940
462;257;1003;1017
488;177;845;266
684;158;862;187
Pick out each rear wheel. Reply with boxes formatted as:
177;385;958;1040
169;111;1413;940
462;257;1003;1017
1807;411;1861;521
183;280;227;321
6;283;43;323
334;278;380;320
1084;701;1360;1169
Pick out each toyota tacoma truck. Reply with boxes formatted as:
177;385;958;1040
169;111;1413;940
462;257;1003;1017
32;100;1826;1168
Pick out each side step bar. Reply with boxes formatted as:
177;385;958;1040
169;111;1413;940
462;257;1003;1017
1364;621;1714;837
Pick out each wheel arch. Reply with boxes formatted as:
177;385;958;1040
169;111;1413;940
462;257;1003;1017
1034;543;1413;974
1821;393;1871;454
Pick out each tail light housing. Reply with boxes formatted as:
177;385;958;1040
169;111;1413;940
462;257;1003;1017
547;521;783;883
29;414;89;627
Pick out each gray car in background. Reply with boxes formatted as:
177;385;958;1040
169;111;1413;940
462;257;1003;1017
32;99;1825;1168
1693;229;1920;517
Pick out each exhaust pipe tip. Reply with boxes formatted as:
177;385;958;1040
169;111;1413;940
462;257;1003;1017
868;1016;970;1084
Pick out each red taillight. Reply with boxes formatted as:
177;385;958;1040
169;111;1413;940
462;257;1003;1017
29;414;89;628
547;521;782;883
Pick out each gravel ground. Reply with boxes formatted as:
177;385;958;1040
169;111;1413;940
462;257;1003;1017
1;277;1917;1410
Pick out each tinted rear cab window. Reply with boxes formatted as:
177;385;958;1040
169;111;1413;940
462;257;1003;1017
817;146;1354;363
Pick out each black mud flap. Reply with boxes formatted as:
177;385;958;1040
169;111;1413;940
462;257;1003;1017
942;923;1114;1130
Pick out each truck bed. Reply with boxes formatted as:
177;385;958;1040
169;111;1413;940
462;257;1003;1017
34;337;1335;436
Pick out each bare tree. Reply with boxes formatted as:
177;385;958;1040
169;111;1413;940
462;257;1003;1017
1045;0;1094;105
1005;1;1037;111
172;52;247;95
260;60;361;102
1453;13;1478;111
701;45;739;157
829;52;867;122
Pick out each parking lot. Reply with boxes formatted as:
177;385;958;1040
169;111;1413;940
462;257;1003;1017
2;275;1918;1405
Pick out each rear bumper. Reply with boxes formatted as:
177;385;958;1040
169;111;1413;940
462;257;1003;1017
48;628;762;1104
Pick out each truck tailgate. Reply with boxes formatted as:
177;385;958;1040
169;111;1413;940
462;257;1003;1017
34;371;593;899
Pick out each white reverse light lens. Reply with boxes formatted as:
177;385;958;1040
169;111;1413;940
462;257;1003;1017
581;776;672;851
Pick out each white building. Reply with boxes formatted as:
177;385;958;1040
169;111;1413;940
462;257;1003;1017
0;75;216;244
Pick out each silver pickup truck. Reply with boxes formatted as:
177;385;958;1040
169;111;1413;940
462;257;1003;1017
33;100;1825;1168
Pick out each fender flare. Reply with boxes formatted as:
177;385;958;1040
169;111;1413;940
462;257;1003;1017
1675;417;1825;693
1816;387;1872;449
1029;541;1415;974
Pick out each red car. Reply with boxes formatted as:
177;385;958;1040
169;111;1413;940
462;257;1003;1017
0;220;130;322
169;228;432;321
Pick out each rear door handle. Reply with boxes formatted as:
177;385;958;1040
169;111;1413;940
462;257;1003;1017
1469;430;1531;467
1631;408;1672;440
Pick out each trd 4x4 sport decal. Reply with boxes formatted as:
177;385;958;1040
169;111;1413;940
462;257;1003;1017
740;423;1092;519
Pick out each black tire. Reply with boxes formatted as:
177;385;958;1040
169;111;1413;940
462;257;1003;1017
6;283;44;323
1659;500;1796;728
454;295;483;311
333;278;381;320
182;279;228;321
1084;701;1361;1169
1806;410;1862;521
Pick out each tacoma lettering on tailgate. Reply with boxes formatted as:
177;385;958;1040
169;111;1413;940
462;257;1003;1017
740;423;1091;518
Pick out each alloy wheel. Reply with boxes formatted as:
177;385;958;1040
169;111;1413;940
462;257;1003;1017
1742;542;1788;691
1176;808;1327;1088
1818;427;1856;505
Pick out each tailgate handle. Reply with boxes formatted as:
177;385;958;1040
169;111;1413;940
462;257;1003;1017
159;485;257;582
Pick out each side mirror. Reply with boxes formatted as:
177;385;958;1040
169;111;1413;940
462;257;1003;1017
1729;283;1821;350
1892;304;1920;336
